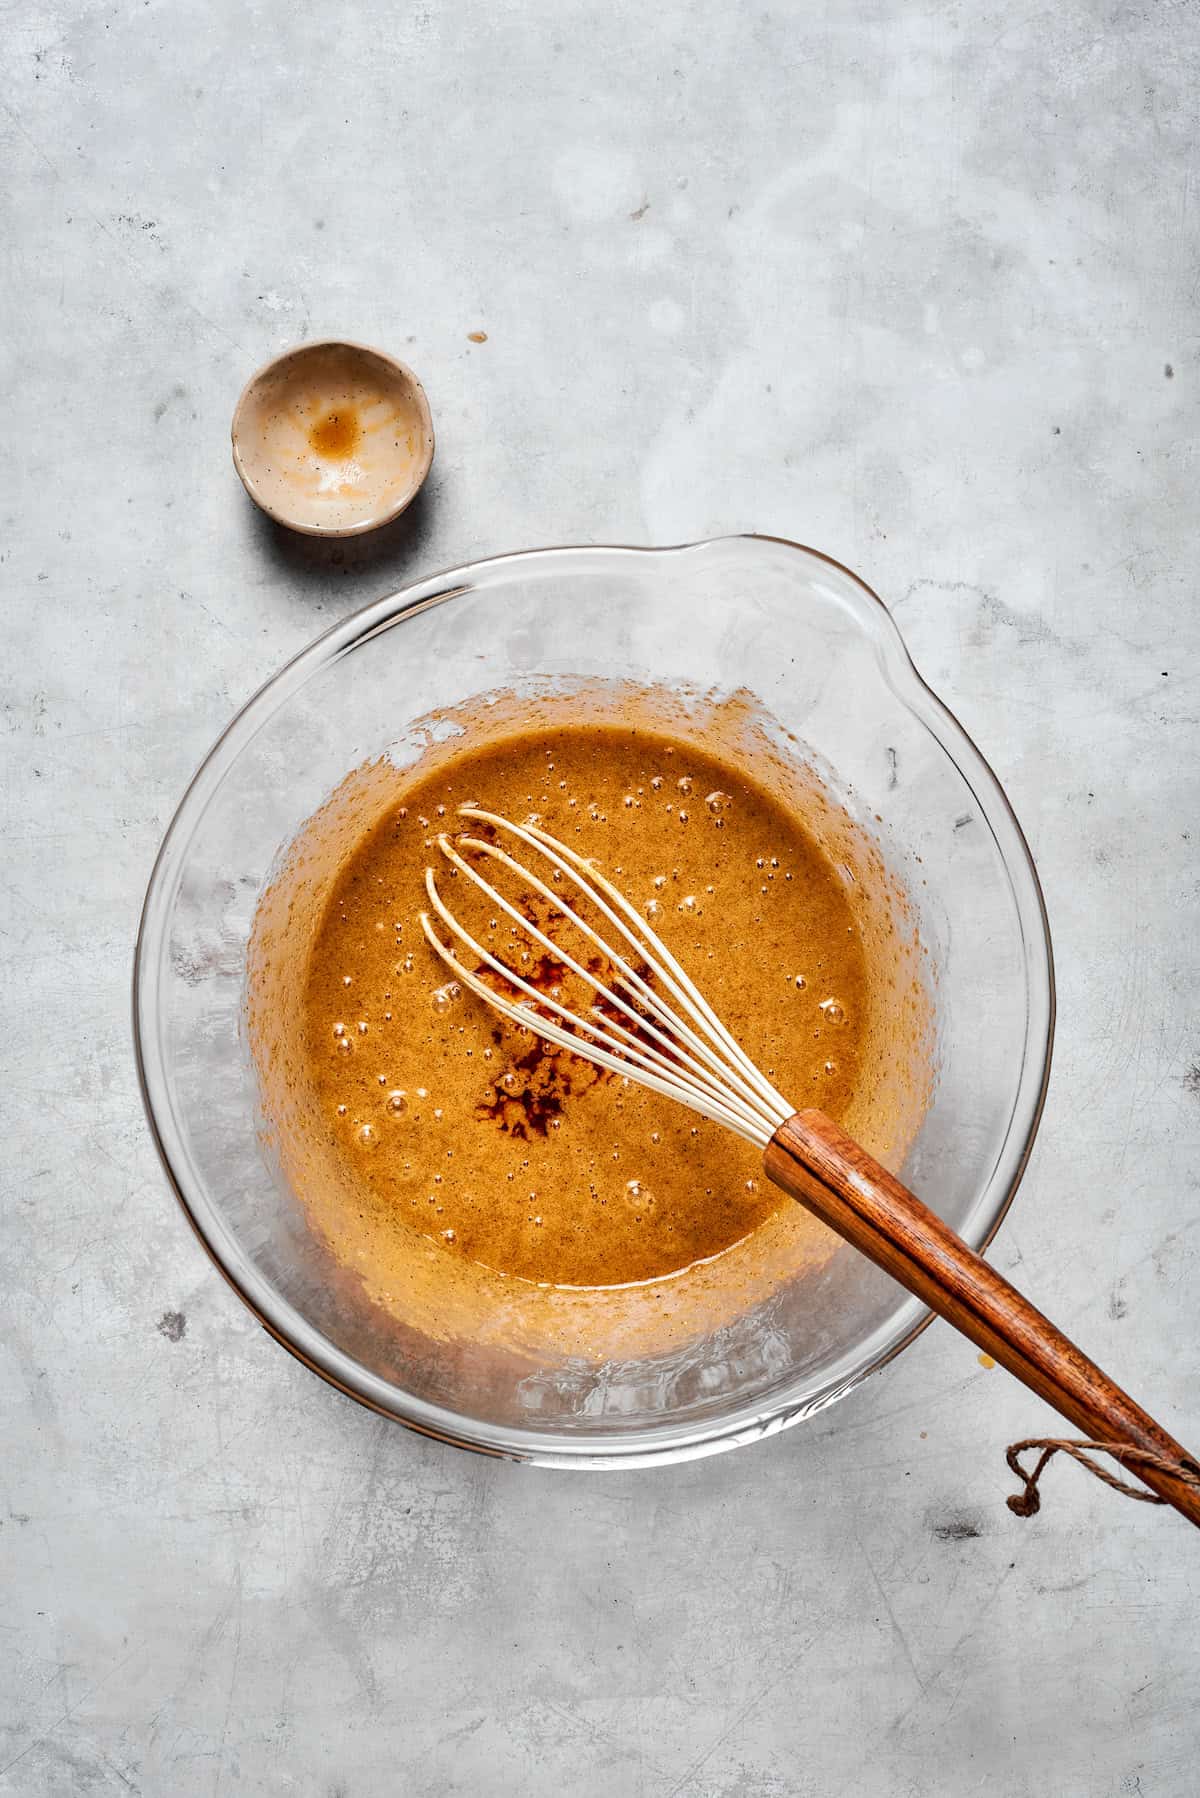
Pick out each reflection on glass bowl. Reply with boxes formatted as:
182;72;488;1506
134;537;1053;1467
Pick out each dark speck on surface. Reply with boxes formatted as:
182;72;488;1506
886;746;898;790
157;1310;187;1342
931;1512;985;1542
1165;362;1174;378
153;382;187;423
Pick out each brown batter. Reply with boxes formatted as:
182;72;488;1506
248;683;931;1362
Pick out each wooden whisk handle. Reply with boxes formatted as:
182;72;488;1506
765;1110;1200;1528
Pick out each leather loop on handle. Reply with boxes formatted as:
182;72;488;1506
765;1110;1200;1528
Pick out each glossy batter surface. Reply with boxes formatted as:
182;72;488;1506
301;723;870;1289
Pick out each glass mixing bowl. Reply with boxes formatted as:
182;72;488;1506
134;536;1053;1465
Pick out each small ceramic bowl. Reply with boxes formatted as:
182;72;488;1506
231;340;434;537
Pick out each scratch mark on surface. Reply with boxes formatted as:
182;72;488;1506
827;1560;1018;1796
857;1532;926;1691
0;1644;140;1779
212;1569;244;1798
662;1622;830;1797
0;97;252;358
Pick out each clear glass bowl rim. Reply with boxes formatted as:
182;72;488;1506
133;535;1056;1468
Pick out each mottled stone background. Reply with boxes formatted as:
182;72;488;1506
3;1;1198;1793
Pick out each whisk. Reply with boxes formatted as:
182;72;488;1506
422;807;1200;1526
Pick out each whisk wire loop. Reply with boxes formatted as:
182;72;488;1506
436;832;750;1119
420;807;792;1147
422;870;769;1141
466;808;793;1126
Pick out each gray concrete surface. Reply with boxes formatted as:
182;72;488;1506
3;2;1199;1793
